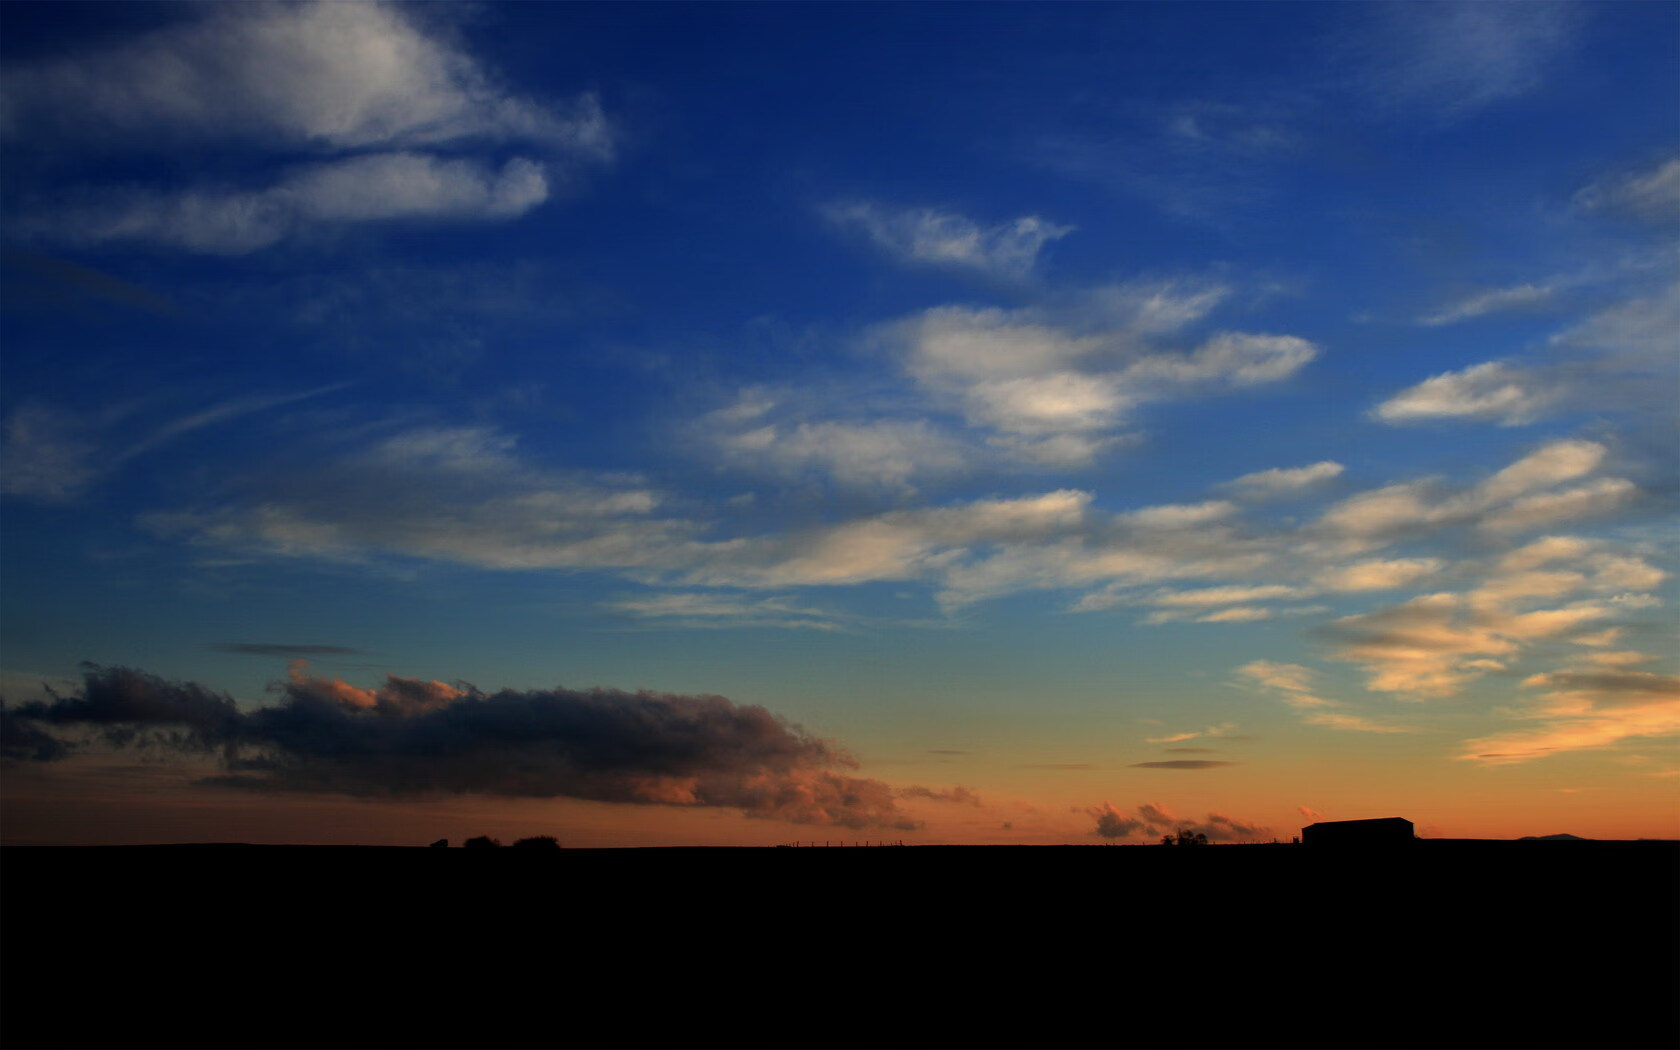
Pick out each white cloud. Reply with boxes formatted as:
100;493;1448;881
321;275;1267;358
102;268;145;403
824;202;1073;279
709;414;970;495
1223;461;1344;498
4;3;608;253
50;154;550;254
1326;529;1668;701
894;301;1315;464
1373;361;1553;426
0;3;610;155
1418;284;1554;326
1356;1;1579;120
1315;558;1444;593
1317;439;1631;547
1575;157;1680;225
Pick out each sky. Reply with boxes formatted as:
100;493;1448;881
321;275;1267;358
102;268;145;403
1;1;1676;847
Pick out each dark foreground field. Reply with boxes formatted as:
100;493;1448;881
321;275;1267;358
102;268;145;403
4;840;1676;1050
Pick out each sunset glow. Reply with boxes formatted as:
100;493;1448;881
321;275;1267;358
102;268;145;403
2;1;1675;847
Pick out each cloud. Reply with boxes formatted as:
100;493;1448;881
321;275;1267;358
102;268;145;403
40;154;551;254
1462;664;1680;765
1222;461;1344;499
3;3;609;252
1320;533;1665;702
1575;157;1680;225
213;644;364;658
605;592;843;631
701;397;971;495
896;784;983;806
1316;439;1633;546
0;2;610;155
1089;802;1146;839
1314;558;1444;593
1089;801;1270;841
1418;284;1555;326
824;201;1073;280
1373;362;1554;426
1128;760;1235;770
890;290;1315;468
4;664;919;829
1353;1;1579;121
143;425;682;571
2;385;347;502
1234;660;1411;732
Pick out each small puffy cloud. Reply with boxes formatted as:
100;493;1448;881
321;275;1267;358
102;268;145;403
824;201;1073;280
1222;461;1344;499
890;297;1316;467
1373;361;1553;426
1089;801;1146;839
5;664;920;829
1575;157;1680;225
1418;284;1555;326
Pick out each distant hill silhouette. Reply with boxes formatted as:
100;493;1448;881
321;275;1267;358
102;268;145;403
1520;833;1588;841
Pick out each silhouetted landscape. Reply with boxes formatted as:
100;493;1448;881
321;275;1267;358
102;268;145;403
4;837;1675;1049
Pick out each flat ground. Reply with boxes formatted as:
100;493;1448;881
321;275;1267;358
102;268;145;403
4;840;1676;1049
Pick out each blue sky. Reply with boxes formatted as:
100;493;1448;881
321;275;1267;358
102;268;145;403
2;2;1675;845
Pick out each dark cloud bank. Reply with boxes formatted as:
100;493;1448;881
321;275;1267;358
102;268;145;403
1;664;943;829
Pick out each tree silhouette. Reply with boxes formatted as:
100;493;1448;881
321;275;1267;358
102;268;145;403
462;835;502;848
512;835;560;849
1162;829;1209;846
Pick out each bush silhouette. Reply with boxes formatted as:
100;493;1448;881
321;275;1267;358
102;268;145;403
428;838;449;848
462;835;502;848
512;835;560;849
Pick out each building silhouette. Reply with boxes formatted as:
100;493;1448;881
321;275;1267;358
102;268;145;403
1302;817;1414;846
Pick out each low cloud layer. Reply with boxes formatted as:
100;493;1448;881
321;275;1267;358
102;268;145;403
1088;801;1270;842
2;664;919;829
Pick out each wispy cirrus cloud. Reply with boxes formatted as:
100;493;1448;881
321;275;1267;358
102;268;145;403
824;201;1073;280
1;385;347;503
1348;1;1580;122
1418;284;1555;327
1575;157;1680;225
1233;660;1411;734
